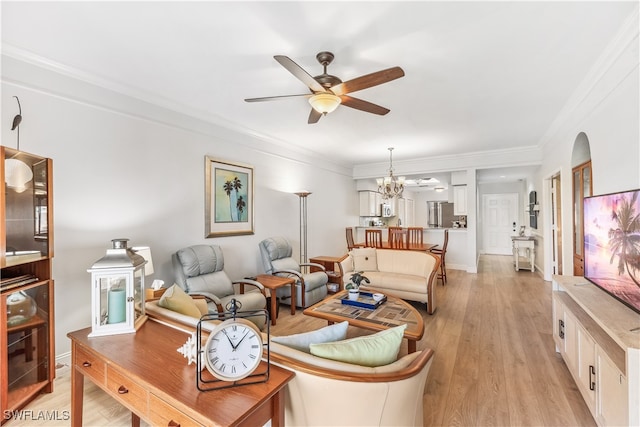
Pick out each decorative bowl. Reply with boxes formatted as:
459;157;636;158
372;293;384;302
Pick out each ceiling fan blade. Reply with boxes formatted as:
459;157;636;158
340;95;390;115
308;108;322;124
244;94;310;103
330;66;405;96
274;55;325;93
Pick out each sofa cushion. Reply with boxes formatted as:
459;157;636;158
351;247;378;272
362;272;426;294
309;324;406;367
158;284;202;318
272;321;348;352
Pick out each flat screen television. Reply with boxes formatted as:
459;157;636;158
584;188;640;314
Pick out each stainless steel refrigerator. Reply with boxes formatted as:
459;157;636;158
427;201;455;228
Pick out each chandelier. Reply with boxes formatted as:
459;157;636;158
376;147;405;200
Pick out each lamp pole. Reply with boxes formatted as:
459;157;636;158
294;191;311;265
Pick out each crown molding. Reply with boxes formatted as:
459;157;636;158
1;44;352;177
353;145;542;179
537;5;639;148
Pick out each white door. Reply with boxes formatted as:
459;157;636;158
483;193;518;255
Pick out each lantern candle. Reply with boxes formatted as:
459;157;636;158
107;288;126;324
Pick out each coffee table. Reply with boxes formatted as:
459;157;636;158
303;290;424;353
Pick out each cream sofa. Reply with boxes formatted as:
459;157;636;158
145;297;434;426
339;248;440;314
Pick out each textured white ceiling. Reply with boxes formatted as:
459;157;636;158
1;1;636;178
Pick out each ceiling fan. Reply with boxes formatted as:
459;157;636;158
244;51;405;124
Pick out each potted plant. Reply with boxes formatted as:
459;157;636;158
345;271;370;300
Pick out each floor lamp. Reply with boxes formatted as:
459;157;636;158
295;191;311;266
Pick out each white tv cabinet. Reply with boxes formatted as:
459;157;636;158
552;275;640;426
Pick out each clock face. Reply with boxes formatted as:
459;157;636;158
203;318;263;381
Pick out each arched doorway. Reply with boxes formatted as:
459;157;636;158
571;132;592;276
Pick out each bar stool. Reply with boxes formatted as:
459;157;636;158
364;229;383;248
430;229;448;285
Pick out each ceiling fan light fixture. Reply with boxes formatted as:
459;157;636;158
308;93;341;115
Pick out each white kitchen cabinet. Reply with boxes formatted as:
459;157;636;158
405;198;415;226
552;276;638;426
397;198;405;225
359;191;381;216
453;185;467;215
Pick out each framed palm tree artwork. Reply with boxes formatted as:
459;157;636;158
205;156;254;237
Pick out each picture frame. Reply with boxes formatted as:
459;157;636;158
205;156;254;237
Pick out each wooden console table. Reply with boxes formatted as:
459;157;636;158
68;319;294;426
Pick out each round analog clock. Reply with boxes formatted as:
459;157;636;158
203;318;263;381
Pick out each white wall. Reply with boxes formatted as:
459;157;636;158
539;7;639;279
2;57;357;356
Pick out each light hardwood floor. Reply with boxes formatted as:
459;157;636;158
5;255;594;426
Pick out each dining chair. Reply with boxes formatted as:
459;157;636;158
345;227;363;251
364;229;383;248
430;229;449;285
387;226;402;242
407;227;424;246
389;228;407;249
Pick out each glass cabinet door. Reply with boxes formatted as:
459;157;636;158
3;281;51;403
2;147;51;268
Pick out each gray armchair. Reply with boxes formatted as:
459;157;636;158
258;237;328;308
172;244;266;328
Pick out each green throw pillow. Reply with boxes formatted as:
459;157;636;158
309;324;406;367
272;321;348;353
158;284;201;318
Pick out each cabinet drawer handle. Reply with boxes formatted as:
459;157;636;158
82;361;92;367
589;365;596;391
168;421;180;427
118;385;129;394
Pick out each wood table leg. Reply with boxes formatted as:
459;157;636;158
70;356;84;427
290;283;296;316
408;339;417;354
271;388;286;427
270;292;278;326
131;412;140;427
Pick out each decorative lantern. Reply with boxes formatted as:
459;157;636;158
87;238;148;337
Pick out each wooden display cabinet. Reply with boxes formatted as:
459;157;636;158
309;256;345;294
1;146;55;424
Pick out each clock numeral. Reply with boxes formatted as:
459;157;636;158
231;365;236;374
232;325;238;332
242;362;247;368
251;344;260;349
220;363;227;372
249;353;257;360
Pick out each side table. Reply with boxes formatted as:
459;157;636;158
512;236;535;272
256;274;296;326
309;256;346;293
